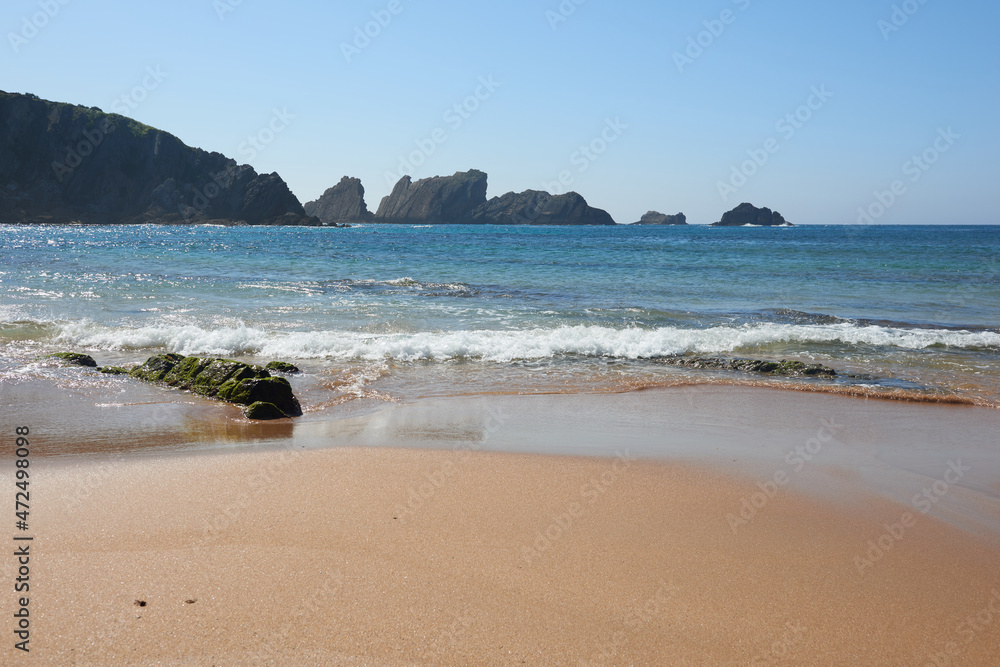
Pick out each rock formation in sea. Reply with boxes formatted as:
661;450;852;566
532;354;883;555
375;170;488;223
371;170;616;225
469;190;616;225
631;211;687;225
712;203;792;227
0;90;318;225
304;176;373;224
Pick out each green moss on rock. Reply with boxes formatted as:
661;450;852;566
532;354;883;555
243;402;288;420
129;353;185;382
265;361;300;374
46;352;97;367
216;376;302;417
98;366;129;375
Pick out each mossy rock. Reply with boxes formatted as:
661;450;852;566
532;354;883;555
129;353;185;382
243;401;288;420
265;361;300;374
217;376;302;417
46;352;97;367
98;366;129;375
190;359;268;397
127;353;303;418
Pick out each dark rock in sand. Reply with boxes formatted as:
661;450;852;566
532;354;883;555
469;190;616;226
243;401;289;420
127;353;301;419
304;176;373;225
0;91;319;226
375;170;488;224
46;352;97;367
631;211;687;226
712;203;792;227
216;376;302;417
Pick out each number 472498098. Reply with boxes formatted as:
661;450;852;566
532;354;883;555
15;427;30;530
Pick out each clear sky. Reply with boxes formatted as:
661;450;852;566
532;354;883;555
2;0;998;224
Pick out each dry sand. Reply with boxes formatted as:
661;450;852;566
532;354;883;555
2;385;1000;664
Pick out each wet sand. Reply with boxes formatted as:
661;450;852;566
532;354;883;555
3;383;1000;664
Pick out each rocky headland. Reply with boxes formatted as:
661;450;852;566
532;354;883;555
0;91;318;225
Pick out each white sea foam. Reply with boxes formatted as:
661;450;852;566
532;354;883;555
48;321;1000;361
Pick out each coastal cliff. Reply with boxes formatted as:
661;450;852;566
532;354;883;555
0;91;317;225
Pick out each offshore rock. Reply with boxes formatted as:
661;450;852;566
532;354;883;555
304;176;373;224
712;203;792;227
631;211;687;225
469;190;616;226
375;170;488;223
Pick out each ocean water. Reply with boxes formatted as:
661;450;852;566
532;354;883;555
1;224;998;411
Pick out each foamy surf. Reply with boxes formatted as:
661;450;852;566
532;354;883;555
42;320;1000;361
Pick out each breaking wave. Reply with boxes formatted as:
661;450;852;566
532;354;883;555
42;321;1000;361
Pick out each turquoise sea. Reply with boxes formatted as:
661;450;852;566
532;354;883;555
1;224;998;411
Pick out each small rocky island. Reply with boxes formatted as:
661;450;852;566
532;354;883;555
712;203;792;227
631;211;687;225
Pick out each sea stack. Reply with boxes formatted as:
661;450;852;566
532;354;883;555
375;170;488;224
304;176;373;225
712;203;792;227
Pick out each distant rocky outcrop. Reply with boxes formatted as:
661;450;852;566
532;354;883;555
631;211;687;226
304;176;373;224
712;203;792;227
469;190;616;226
0;91;318;225
375;170;488;223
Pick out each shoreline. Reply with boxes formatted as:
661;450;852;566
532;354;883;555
4;380;1000;662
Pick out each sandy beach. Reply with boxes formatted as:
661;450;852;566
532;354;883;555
3;383;999;665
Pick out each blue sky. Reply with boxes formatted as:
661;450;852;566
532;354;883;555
2;0;997;224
